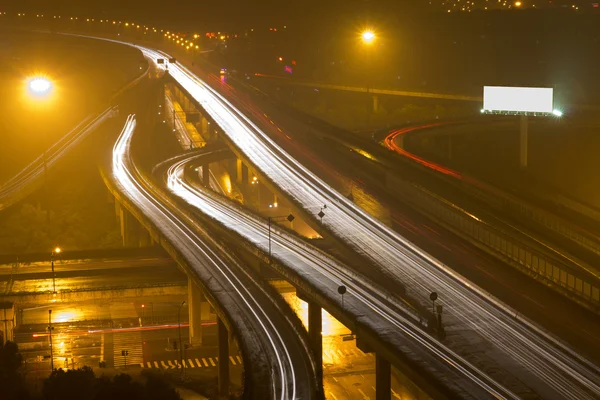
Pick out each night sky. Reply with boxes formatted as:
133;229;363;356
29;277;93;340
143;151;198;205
2;0;425;29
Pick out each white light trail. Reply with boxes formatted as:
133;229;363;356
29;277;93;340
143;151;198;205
111;116;309;400
77;34;599;399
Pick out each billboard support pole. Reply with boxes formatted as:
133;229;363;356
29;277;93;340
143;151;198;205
520;115;528;168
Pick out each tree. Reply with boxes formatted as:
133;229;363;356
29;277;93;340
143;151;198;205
41;367;181;400
0;340;22;375
0;341;29;400
43;366;96;400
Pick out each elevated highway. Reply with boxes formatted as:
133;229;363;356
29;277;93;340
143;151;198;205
158;57;600;399
48;32;600;399
0;63;148;212
105;114;320;399
156;148;514;399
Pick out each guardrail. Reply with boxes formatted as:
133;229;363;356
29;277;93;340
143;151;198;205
385;171;600;314
452;174;600;268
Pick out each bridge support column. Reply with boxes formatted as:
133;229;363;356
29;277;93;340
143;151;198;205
308;301;323;368
188;278;204;345
218;317;230;397
202;163;210;187
117;202;142;248
236;159;248;184
519;115;528;168
139;229;152;248
200;117;209;141
372;95;379;113
376;353;391;400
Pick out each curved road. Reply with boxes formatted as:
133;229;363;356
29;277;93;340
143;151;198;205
111;115;319;399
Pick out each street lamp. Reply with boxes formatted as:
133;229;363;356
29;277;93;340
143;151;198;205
267;214;295;264
48;310;54;371
361;30;376;44
50;247;61;294
27;77;53;97
26;76;55;213
360;29;376;127
178;301;185;374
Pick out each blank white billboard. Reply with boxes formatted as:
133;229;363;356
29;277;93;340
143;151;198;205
483;86;553;113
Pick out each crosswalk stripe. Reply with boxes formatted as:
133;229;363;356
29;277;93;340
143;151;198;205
143;354;247;369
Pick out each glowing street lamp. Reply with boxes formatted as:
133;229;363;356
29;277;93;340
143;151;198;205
51;247;61;294
360;29;377;127
27;77;53;96
361;30;375;44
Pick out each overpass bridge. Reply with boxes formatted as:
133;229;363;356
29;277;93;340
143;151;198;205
159;51;599;399
2;29;596;400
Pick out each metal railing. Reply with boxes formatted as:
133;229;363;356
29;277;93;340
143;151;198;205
386;172;600;314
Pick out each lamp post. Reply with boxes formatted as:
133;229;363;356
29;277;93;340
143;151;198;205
26;77;53;200
267;214;295;264
360;30;376;128
178;301;185;373
50;247;61;294
48;310;54;371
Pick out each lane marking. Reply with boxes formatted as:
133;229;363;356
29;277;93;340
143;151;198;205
357;388;371;400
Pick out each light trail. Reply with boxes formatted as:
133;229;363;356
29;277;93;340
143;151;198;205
162;151;518;399
154;51;600;400
72;34;600;399
111;115;317;399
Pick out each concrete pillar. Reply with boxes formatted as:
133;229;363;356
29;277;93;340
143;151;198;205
201;117;209;139
119;206;141;248
202;163;210;187
236;159;248;184
139;229;151;248
519;115;528;168
188;278;204;345
376;353;391;400
308;301;322;367
218;317;230;397
372;95;379;113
